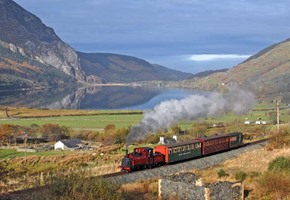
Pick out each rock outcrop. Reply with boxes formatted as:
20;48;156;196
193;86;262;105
0;0;85;81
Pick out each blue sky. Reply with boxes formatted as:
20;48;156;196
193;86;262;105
14;0;290;74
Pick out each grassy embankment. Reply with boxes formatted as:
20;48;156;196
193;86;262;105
0;100;290;198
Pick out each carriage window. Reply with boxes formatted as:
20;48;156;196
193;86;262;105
169;149;172;154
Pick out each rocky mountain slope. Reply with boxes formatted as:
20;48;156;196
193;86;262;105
0;0;85;82
193;38;290;95
0;0;192;88
0;40;76;90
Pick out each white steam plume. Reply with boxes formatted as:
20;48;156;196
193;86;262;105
126;88;256;144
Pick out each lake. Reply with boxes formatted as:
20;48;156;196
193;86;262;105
0;86;202;110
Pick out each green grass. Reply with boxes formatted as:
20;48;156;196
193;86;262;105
0;113;144;130
1;100;290;131
0;149;75;159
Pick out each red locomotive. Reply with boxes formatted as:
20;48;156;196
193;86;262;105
120;147;164;171
120;132;243;172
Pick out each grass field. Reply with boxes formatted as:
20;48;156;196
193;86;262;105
0;112;144;130
0;100;290;130
0;149;75;159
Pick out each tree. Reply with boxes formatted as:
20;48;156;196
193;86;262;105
40;124;70;141
0;124;16;145
114;128;129;144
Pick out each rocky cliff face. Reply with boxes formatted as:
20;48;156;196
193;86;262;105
0;0;85;81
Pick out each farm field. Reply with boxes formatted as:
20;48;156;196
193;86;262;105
0;114;144;130
1;100;290;130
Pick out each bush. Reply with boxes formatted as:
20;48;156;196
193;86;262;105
256;171;290;200
114;128;129;144
268;156;290;173
234;171;247;182
268;126;290;149
217;169;228;178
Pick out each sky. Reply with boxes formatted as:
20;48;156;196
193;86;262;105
14;0;290;74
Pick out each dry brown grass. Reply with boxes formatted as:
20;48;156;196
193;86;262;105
1;144;123;192
193;147;290;181
0;106;140;118
120;179;159;200
189;146;290;199
0;106;104;118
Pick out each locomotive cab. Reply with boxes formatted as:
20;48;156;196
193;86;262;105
119;147;164;172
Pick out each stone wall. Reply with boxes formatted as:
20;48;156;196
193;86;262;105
158;173;244;200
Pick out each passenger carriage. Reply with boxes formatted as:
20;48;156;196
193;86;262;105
228;132;243;148
197;134;230;155
154;140;202;164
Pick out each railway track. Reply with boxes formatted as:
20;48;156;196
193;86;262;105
100;138;269;180
105;138;268;183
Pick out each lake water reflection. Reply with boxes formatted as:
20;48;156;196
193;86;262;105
0;86;201;110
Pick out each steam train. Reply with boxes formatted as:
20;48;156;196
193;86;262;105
120;132;243;172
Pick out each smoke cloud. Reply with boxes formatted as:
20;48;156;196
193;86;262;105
126;87;256;144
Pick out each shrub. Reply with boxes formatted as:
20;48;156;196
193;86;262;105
249;171;260;179
268;156;290;173
256;171;290;200
104;124;116;133
217;169;228;178
234;171;247;182
114;128;129;144
268;126;290;149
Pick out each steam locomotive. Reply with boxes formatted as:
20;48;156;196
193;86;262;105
120;132;243;172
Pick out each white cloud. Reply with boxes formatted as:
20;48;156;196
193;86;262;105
189;54;251;61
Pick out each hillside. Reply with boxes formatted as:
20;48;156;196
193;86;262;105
193;38;290;95
0;41;76;90
0;0;193;88
0;0;85;81
78;52;193;83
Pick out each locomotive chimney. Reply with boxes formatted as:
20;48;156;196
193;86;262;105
125;145;128;157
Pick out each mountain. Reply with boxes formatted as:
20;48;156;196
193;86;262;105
78;52;193;83
0;0;192;88
193;38;290;95
0;0;85;81
0;40;76;90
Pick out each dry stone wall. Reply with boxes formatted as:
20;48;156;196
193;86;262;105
159;172;243;200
